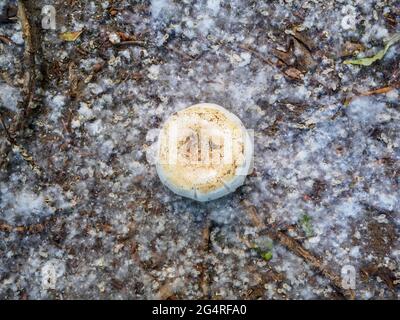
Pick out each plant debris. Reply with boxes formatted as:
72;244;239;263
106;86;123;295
59;30;83;42
0;34;12;44
344;33;400;66
299;214;314;238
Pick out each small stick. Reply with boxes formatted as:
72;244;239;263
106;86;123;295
115;40;147;47
199;219;212;299
242;200;355;299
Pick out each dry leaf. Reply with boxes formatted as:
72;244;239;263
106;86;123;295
59;30;83;42
291;30;316;51
292;38;317;71
284;67;304;80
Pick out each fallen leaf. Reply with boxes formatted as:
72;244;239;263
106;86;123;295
59;30;83;42
291;37;317;71
284;67;304;80
344;33;400;66
291;29;316;51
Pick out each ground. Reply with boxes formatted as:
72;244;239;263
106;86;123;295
0;0;399;299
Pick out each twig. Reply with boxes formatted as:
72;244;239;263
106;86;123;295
199;219;212;299
241;200;355;299
0;220;45;234
17;1;37;113
0;2;44;176
115;40;147;47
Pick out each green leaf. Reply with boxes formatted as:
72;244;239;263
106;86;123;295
344;33;400;66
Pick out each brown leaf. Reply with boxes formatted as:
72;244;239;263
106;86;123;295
291;37;317;71
291;30;316;51
284;67;304;80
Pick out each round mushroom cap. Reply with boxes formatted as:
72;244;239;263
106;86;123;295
156;103;253;202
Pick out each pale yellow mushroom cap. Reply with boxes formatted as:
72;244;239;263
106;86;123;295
156;103;253;201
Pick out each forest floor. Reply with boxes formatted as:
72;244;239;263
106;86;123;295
0;0;399;299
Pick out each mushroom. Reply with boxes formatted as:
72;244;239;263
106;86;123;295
156;103;253;202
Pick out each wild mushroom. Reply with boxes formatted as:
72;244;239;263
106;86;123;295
156;103;253;202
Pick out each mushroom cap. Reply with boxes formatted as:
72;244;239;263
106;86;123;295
156;103;253;202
